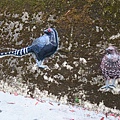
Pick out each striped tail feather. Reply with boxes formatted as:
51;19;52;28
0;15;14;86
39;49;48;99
0;47;30;58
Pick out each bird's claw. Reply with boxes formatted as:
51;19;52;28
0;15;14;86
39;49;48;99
100;85;109;89
108;85;116;89
38;65;50;70
100;84;116;91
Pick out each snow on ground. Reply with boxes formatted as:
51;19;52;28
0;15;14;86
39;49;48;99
0;91;119;120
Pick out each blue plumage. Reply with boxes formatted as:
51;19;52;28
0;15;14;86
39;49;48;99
0;28;59;68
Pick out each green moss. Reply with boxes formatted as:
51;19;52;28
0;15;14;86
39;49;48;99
75;97;79;103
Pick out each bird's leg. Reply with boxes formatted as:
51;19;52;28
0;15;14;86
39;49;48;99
36;59;49;69
108;79;116;88
101;79;109;89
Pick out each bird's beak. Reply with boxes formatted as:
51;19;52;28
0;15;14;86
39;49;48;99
105;49;109;54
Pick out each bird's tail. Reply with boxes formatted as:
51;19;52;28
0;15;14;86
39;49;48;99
0;47;31;58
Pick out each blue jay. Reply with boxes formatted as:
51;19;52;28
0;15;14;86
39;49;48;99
0;28;59;68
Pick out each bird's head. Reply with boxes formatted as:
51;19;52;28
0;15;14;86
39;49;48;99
44;28;59;46
106;46;118;55
44;28;53;35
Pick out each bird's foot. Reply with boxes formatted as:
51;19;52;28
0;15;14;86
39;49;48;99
99;85;110;92
38;65;50;69
100;85;109;89
100;84;116;91
108;84;116;89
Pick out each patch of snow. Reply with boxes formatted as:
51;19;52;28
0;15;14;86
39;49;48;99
109;33;120;40
79;58;87;64
0;91;119;120
21;12;29;23
62;61;73;70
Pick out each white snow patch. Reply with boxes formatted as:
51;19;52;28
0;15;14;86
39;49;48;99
0;91;119;120
62;61;73;70
79;57;87;64
96;26;103;32
21;12;29;23
109;33;120;40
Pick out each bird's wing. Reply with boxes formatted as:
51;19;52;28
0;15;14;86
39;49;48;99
29;35;50;54
32;35;50;48
100;56;106;69
100;56;109;78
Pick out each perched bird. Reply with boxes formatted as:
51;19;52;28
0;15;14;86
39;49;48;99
0;28;59;68
100;46;120;89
